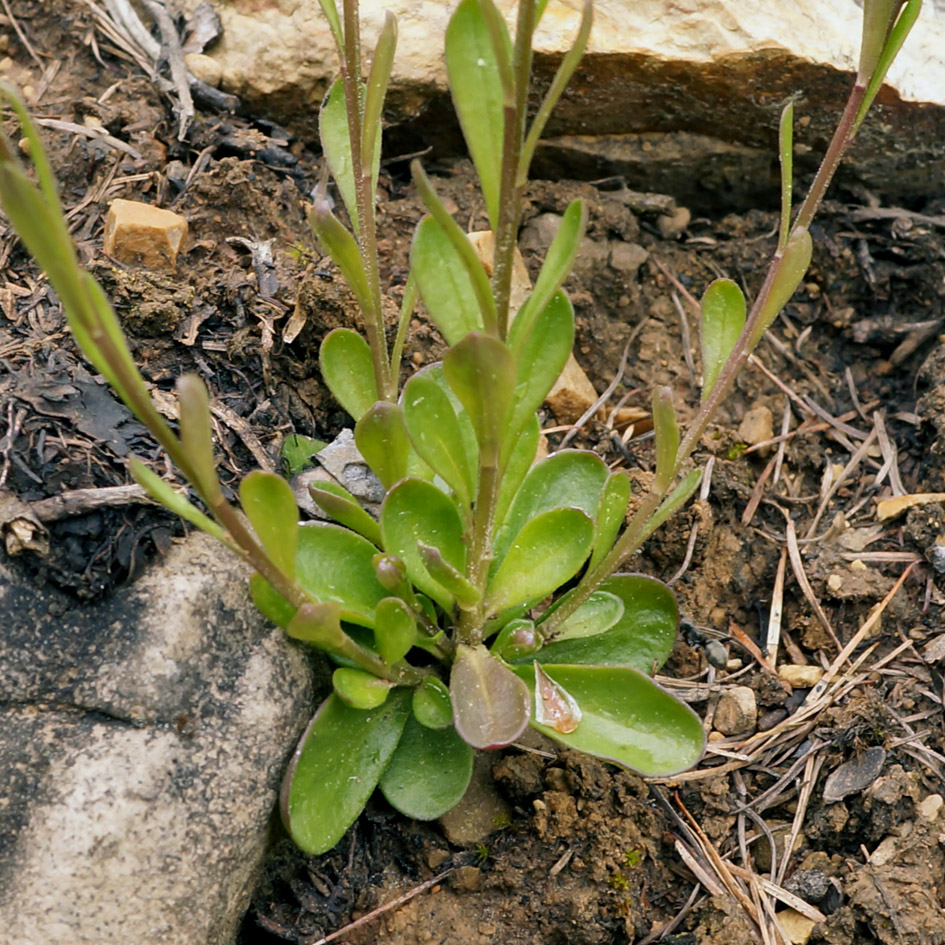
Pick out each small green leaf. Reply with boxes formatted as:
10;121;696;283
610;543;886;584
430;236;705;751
652;387;679;492
308;200;374;315
418;543;481;608
287;601;348;649
588;471;630;571
444;333;516;463
451;644;530;749
315;0;344;60
281;690;410;853
332;667;394;709
492;449;608;571
504;291;574;460
240;471;299;580
282;434;328;475
320;328;379;421
495;413;539;521
491;619;541;661
749;227;812;348
641;469;703;546
700;279;746;401
485;508;594;615
375;596;417;665
778;103;794;252
412;676;453;729
295;523;389;626
379;714;474;819
176;374;223;502
129;459;227;544
249;572;297;629
856;0;921;126
532;575;678;671
361;12;396;178
512;199;586;352
402;370;476;508
355;401;410;489
445;0;508;229
551;591;624;642
512;664;705;776
309;482;382;547
381;478;466;611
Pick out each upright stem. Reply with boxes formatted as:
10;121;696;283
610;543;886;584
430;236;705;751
458;457;500;645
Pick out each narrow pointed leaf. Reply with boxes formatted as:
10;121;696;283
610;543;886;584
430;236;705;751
450;644;530;749
495;413;540;520
550;591;624;642
176;374;223;501
361;12;397;177
512;664;705;776
533;663;582;734
486;507;594;615
379;714;474;819
418;543;481;608
492;450;608;571
129;459;227;544
375;596;417;665
403;370;476;507
588;470;630;571
308;201;374;313
857;0;921;125
355;401;410;489
445;0;508;228
531;574;678;671
315;0;344;57
444;333;516;462
749;227;812;348
778;103;794;251
281;690;410;854
511;200;586;354
381;478;466;611
641;469;702;543
240;470;299;579
332;667;393;709
412;676;453;729
309;481;382;546
320;328;379;421
700;279;746;401
652;386;679;492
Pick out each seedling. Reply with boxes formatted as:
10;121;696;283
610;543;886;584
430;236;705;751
0;0;919;855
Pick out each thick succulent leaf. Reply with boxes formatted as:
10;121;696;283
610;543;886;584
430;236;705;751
491;618;541;661
332;667;393;709
700;279;746;401
532;574;678;671
129;459;227;544
512;199;586;353
379;715;474;819
588;470;630;571
374;596;417;665
444;332;516;463
418;544;481;608
504;291;574;460
485;507;594;615
402;370;476;507
281;690;411;854
495;413;540;521
355;401;410;489
295;523;389;626
411;215;486;345
240;470;299;580
287;601;348;650
450;644;530;749
513;664;705;776
492;449;608;570
320;328;379;421
552;591;624;642
445;0;508;229
309;481;382;547
412;676;453;729
380;478;466;611
749;227;812;348
652;387;679;492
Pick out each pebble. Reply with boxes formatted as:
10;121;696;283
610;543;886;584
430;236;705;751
917;793;944;821
656;206;691;240
776;908;817;945
608;241;649;276
737;404;774;451
784;868;829;903
713;686;757;735
778;664;824;688
104;198;189;269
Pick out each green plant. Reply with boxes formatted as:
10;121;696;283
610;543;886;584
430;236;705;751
0;0;919;855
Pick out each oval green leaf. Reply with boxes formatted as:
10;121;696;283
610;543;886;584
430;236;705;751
379;715;474;819
700;278;746;400
749;227;812;348
281;690;410;854
412;676;453;729
332;667;393;709
513;663;705;776
309;481;382;547
355;401;410;490
240;470;299;580
552;590;624;642
375;596;417;665
588;470;630;571
320;328;379;421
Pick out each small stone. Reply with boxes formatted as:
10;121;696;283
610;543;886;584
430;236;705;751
656;206;691;240
737;404;774;451
185;52;223;87
869;835;899;866
917;794;944;821
104;198;189;269
714;686;757;735
478;921;497;935
822;746;886;803
827;573;843;592
778;664;824;688
784;869;829;903
450;865;481;892
758;707;788;731
426;847;450;870
608;241;649;276
922;634;945;663
777;908;817;945
438;753;510;846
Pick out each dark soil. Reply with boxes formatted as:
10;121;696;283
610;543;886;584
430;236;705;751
2;3;945;944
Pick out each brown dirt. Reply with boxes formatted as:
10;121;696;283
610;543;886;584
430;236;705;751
2;4;945;944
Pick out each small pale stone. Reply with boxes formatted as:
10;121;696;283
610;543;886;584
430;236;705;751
104;198;188;269
609;241;649;275
185;52;223;88
917;794;944;821
827;573;843;592
714;685;757;735
777;908;817;945
869;835;899;866
778;664;824;688
656;206;691;240
737;404;773;450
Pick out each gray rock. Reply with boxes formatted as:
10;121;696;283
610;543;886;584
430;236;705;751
0;532;314;945
822;746;887;803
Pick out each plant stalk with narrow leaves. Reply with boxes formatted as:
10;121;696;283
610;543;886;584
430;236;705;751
0;0;920;855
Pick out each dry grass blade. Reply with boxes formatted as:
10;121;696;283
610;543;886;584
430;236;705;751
765;549;787;665
1;0;43;67
785;517;840;649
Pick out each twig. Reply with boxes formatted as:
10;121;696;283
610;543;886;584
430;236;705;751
34;118;143;159
28;483;155;522
765;550;787;665
140;0;195;140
